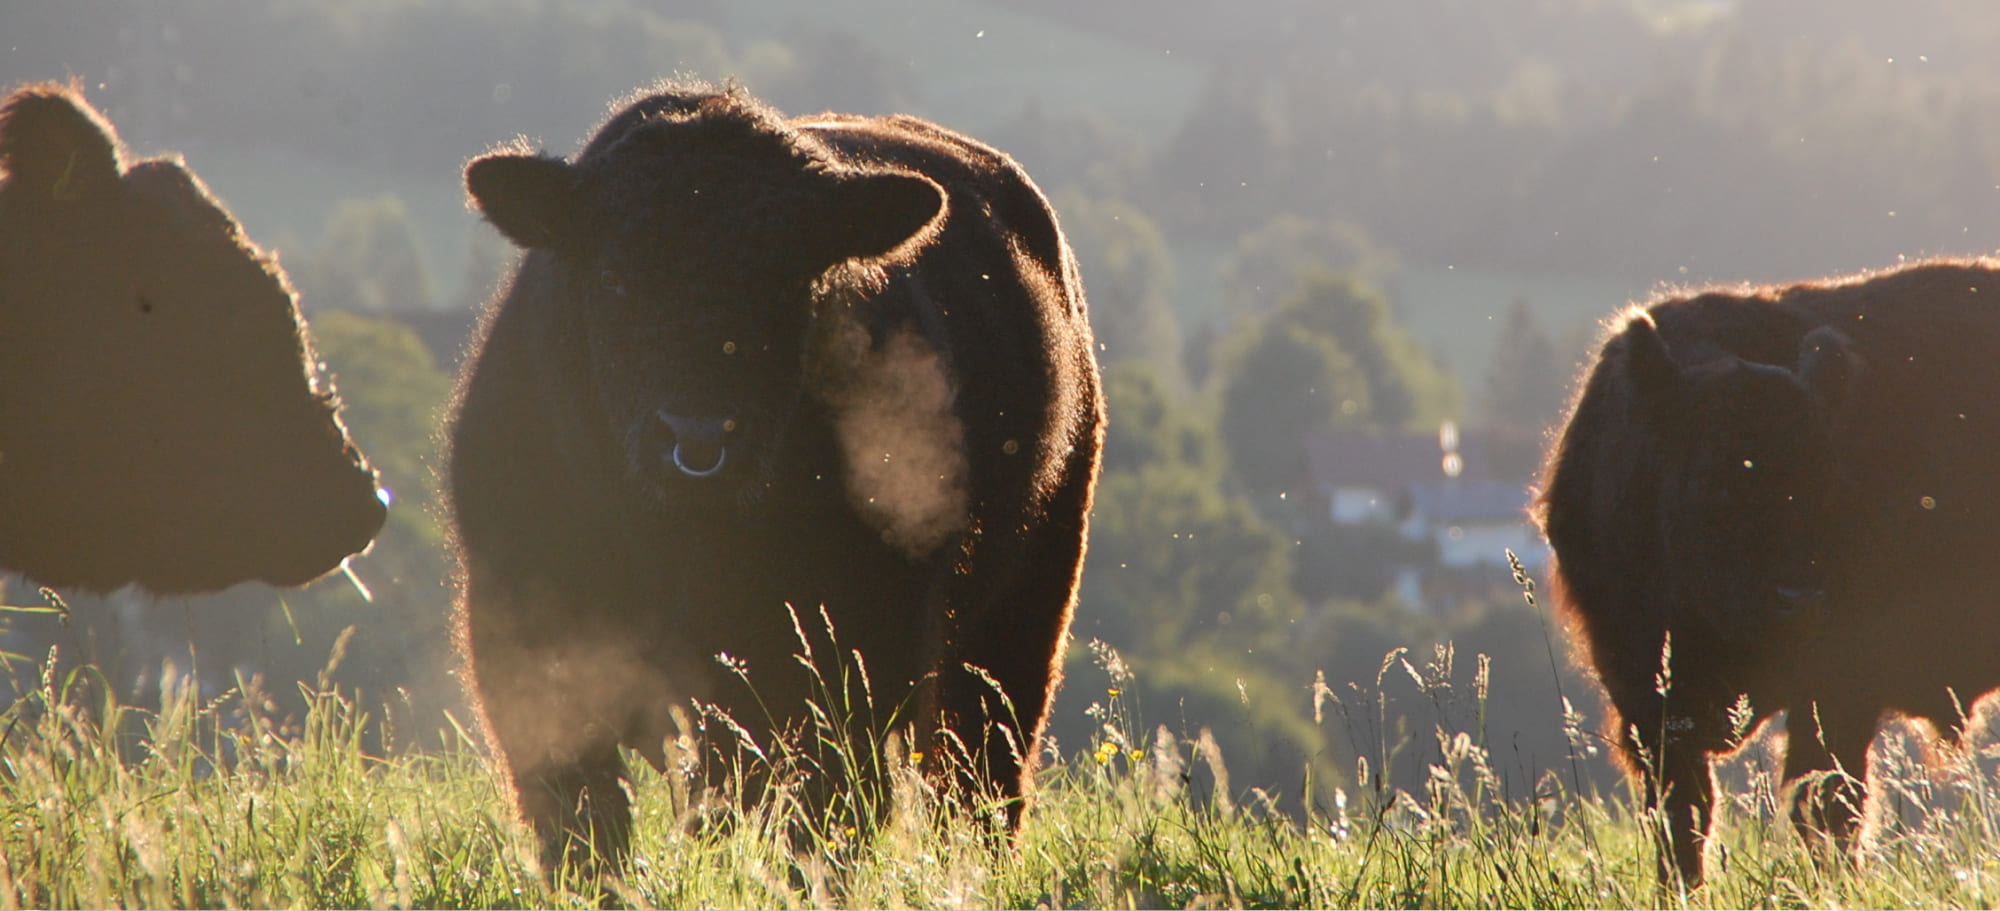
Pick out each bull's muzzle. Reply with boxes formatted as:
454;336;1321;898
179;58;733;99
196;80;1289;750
656;411;736;478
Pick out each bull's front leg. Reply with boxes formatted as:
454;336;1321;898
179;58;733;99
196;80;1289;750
1613;691;1721;889
460;571;637;874
1649;734;1716;889
1783;700;1872;868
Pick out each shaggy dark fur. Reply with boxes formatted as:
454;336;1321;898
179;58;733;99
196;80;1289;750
1536;258;2000;885
447;82;1103;867
0;83;385;594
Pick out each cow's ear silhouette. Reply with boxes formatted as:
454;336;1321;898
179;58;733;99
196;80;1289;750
467;153;580;251
815;170;945;264
1623;313;1680;403
0;84;122;203
1797;325;1859;406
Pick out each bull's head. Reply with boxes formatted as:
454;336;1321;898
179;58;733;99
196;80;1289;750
0;84;387;594
465;92;944;504
1622;314;1859;637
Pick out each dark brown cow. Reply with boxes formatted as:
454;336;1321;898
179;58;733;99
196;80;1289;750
0;83;385;594
447;82;1103;868
1537;257;2000;885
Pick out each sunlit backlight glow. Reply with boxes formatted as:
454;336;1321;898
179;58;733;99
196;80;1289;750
340;558;374;602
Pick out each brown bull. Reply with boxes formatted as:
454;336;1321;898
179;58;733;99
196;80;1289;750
446;81;1103;868
0;83;384;595
1538;258;2000;885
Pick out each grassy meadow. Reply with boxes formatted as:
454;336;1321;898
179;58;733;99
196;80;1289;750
4;570;2000;911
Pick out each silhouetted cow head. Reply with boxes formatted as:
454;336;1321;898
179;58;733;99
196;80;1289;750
465;90;943;505
1619;315;1858;636
0;83;386;593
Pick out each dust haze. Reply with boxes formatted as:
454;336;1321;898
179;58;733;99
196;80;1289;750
816;315;971;558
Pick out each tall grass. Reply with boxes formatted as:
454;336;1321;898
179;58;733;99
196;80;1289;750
5;599;2000;908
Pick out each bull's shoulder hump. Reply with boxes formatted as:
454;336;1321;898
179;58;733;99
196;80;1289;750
795;113;1003;168
797;114;1071;282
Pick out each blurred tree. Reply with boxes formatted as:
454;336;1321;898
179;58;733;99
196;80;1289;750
310;311;453;522
1478;299;1572;479
1054;192;1184;387
1293;272;1461;430
1099;362;1219;475
1078;460;1301;655
1067;360;1321;798
1215;271;1460;496
1217;214;1398;324
1084;365;1283;650
1480;300;1565;425
294;196;436;314
1215;309;1370;498
305;308;454;612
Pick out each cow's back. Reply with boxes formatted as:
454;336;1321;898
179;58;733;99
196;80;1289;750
1792;261;2000;701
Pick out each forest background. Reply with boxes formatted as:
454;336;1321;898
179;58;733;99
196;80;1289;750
6;0;2000;807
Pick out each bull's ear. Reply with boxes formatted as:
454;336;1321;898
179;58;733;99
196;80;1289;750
1796;325;1859;406
0;84;122;202
814;171;944;264
1622;312;1680;402
466;152;579;251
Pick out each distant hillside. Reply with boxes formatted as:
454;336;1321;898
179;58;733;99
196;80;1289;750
704;0;1205;143
983;0;1676;90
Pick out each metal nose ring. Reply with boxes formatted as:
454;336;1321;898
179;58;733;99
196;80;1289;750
671;443;727;477
657;411;733;478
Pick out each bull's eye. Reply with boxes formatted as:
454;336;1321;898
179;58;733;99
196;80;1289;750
599;270;624;293
722;340;737;355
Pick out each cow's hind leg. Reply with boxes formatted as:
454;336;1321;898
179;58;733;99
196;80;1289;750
1784;703;1873;867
